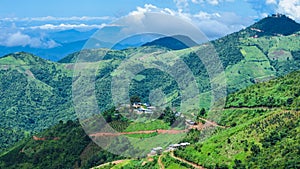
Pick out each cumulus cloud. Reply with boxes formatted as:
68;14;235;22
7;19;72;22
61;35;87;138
0;31;60;48
277;0;300;21
173;0;189;11
100;4;252;41
192;11;251;39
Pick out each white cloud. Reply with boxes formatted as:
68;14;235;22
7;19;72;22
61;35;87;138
277;0;300;21
104;4;251;41
0;31;60;48
194;11;221;20
262;0;300;21
192;11;251;39
191;0;234;5
266;0;277;4
173;0;189;12
30;23;107;30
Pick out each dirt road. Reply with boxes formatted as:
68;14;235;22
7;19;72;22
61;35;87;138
170;151;205;169
89;129;188;137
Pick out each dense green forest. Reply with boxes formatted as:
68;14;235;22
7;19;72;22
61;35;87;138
0;120;122;169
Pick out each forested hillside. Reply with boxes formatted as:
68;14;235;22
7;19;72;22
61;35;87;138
175;71;300;169
1;15;300;168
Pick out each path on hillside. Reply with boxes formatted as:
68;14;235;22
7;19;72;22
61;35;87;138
197;117;226;129
222;106;278;111
158;155;165;169
89;115;230;137
170;151;205;169
89;129;188;137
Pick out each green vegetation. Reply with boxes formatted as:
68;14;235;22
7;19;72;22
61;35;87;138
125;120;169;132
0;120;122;169
1;15;300;168
226;71;300;109
175;70;300;169
161;153;194;169
0;52;75;152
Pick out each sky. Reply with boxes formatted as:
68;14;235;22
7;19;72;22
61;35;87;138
0;0;300;48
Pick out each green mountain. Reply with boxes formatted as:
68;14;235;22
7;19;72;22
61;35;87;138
1;15;300;163
0;52;75;151
248;14;300;37
1;65;299;169
142;35;198;50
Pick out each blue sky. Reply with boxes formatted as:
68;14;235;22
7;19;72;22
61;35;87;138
0;0;299;48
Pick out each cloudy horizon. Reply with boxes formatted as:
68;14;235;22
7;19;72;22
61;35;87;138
0;0;300;48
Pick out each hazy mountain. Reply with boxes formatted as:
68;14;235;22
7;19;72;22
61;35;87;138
142;35;198;50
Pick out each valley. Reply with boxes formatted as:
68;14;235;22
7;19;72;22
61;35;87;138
0;14;300;168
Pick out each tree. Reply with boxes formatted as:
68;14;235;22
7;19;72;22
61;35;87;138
198;108;206;117
130;95;141;104
159;107;176;125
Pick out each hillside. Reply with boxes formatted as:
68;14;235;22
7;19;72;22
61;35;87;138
0;52;75;151
1;15;300;162
0;120;121;169
1;66;300;169
175;70;300;169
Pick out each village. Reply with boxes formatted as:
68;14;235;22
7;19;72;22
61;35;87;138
129;101;200;156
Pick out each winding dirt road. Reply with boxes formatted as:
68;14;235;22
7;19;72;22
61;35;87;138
158;155;165;169
170;151;205;169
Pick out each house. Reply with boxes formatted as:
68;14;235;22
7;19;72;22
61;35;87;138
175;112;182;117
186;119;196;125
143;103;151;107
149;147;163;155
167;142;191;151
169;144;181;149
180;142;191;147
132;102;142;109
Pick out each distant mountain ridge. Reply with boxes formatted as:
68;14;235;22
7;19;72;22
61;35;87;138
142;35;198;50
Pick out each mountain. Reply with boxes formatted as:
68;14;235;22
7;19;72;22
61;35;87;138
0;52;76;151
0;38;113;61
248;14;300;37
48;29;98;43
1;16;300;167
142;35;198;50
112;33;164;50
1;68;299;169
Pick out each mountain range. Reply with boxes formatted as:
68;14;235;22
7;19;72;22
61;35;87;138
0;14;300;168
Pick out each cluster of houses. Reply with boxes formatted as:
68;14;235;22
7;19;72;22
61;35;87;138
132;102;154;114
149;142;191;156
